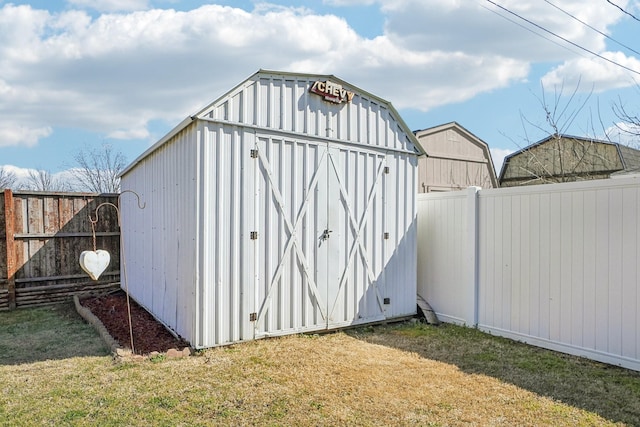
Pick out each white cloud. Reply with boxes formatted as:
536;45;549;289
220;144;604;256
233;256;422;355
108;128;150;140
0;124;52;147
0;2;527;147
0;4;50;64
542;53;640;92
380;0;621;62
604;121;640;147
322;0;376;5
0;4;362;147
0;1;634;150
66;0;149;12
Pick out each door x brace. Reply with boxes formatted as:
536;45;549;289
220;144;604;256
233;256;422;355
254;146;329;325
328;153;387;318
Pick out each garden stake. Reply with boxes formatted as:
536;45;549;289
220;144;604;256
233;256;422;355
86;190;146;354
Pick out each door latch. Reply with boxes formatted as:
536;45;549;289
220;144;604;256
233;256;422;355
321;229;333;241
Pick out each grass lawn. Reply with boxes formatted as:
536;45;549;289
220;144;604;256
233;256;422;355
1;302;639;426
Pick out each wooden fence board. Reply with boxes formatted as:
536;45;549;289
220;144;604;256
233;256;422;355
72;198;88;232
0;190;6;280
59;197;75;230
15;196;25;234
27;197;43;234
43;196;57;234
2;189;16;309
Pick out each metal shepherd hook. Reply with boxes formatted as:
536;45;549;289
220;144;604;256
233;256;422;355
88;190;146;354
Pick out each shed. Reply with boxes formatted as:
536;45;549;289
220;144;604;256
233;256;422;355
499;134;640;187
414;122;498;192
119;70;424;348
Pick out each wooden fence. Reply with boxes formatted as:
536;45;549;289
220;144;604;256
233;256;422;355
0;189;120;310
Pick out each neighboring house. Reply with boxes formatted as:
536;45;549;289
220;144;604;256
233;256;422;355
499;134;640;187
415;122;498;192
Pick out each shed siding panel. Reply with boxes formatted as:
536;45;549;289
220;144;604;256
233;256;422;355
199;124;251;347
208;73;416;155
420;158;494;191
391;152;413;317
421;128;487;160
120;124;199;343
295;80;308;134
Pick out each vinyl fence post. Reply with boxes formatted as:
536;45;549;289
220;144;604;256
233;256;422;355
466;186;480;327
3;189;16;310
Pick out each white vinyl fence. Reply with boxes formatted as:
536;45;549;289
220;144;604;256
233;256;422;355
417;177;640;371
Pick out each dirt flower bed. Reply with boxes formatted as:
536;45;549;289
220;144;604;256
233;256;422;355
79;290;189;355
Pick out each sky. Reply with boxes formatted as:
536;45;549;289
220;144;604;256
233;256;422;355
1;0;639;188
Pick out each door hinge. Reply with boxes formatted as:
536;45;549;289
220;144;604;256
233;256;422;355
383;298;390;305
250;231;258;240
250;149;258;158
383;232;389;240
249;312;257;321
383;166;389;174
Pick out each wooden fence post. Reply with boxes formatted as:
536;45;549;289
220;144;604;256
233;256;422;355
4;189;16;309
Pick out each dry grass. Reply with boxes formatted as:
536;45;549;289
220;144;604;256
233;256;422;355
1;304;639;426
0;303;109;365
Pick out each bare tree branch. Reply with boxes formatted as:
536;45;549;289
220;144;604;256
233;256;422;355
69;145;127;193
613;86;640;142
26;169;71;192
502;79;622;187
0;167;17;190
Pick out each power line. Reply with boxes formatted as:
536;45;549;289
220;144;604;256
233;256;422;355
544;0;640;57
605;0;640;22
485;0;640;76
480;3;584;57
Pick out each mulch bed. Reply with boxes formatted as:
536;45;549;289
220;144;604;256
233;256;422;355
79;290;189;355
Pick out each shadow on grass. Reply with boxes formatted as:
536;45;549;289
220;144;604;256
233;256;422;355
347;320;640;427
0;302;110;365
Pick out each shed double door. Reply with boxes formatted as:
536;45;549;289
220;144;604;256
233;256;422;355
252;135;390;337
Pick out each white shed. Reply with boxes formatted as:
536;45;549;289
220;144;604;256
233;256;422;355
119;70;424;348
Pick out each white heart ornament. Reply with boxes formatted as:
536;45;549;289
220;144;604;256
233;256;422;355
79;250;111;281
